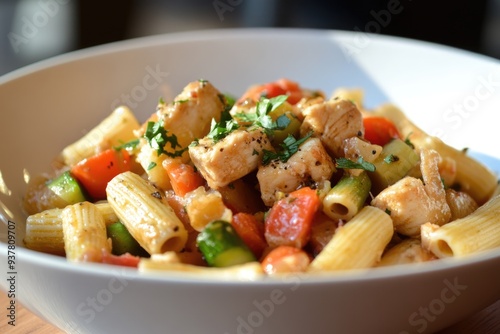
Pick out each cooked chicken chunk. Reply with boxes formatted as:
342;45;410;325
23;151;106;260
378;238;436;267
300;98;364;157
257;137;336;207
445;188;478;221
371;149;451;236
147;80;225;162
189;128;272;189
136;80;225;188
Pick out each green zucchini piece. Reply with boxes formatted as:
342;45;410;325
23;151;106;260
197;220;256;267
370;138;419;194
106;222;149;257
46;171;87;204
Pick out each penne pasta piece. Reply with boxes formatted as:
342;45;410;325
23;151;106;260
308;206;394;272
61;106;140;166
135;140;173;191
322;171;371;221
493;182;500;198
94;202;120;224
106;171;188;254
139;253;264;281
331;87;364;110
378;238;436;267
374;103;497;205
24;202;119;255
61;202;110;262
421;195;500;258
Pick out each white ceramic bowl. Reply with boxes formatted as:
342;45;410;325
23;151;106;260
1;28;499;334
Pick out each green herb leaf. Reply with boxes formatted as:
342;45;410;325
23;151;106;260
147;162;157;170
234;95;289;136
335;157;376;172
114;139;140;151
404;132;415;149
262;132;312;165
384;154;399;164
144;119;187;158
207;112;240;142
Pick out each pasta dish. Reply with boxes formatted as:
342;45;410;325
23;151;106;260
22;78;500;277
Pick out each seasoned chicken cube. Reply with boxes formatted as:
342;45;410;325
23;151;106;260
189;128;273;189
136;80;226;188
257;137;336;207
371;149;451;236
141;80;226;162
300;98;364;157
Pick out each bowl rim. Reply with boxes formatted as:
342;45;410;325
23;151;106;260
1;27;500;285
3;26;500;84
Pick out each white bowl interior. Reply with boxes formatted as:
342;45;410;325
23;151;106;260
0;28;499;334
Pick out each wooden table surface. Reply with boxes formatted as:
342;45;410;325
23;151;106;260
1;292;498;333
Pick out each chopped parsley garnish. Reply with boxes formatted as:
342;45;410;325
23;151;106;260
144;119;187;158
223;94;236;109
404;133;415;149
384;154;399;164
262;132;312;165
335;157;376;172
147;162;157;171
235;95;289;135
114;139;140;151
207;109;240;142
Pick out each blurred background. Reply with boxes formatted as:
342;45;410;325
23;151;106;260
1;0;500;76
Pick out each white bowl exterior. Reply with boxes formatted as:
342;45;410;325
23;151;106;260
0;29;499;334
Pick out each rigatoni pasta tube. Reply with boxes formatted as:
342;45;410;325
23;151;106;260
374;103;497;205
24;208;65;255
139;253;264;281
61;106;140;166
61;202;110;262
421;195;500;258
106;171;188;254
309;206;393;271
322;171;371;221
24;202;119;255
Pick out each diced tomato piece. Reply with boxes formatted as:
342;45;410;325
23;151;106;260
261;245;310;275
71;149;132;201
101;252;141;268
238;78;304;105
264;187;321;248
232;212;268;258
261;83;287;98
363;116;401;146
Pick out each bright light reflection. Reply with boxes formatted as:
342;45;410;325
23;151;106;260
23;168;31;184
0;170;12;196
